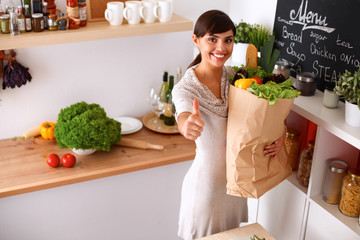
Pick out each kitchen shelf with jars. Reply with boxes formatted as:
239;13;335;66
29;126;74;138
0;13;193;50
284;86;360;238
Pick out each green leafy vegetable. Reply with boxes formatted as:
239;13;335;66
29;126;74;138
54;101;121;151
250;235;266;240
258;35;280;74
247;79;300;105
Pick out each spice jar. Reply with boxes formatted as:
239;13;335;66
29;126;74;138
32;13;44;32
48;14;58;31
296;72;317;96
284;128;301;170
322;159;349;204
0;14;10;34
297;140;315;187
273;60;290;79
78;0;87;26
339;168;360;217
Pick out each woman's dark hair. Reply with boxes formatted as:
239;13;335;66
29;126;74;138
188;10;236;69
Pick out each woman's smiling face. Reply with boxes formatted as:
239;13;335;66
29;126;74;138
193;30;234;68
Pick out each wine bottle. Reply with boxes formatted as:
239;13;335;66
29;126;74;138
159;71;168;120
164;75;175;126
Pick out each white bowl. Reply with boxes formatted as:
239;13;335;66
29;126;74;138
72;148;97;155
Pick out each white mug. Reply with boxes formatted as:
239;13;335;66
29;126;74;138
140;0;156;23
153;0;173;22
123;1;142;25
104;2;124;26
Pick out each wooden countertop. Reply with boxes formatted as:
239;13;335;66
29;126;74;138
0;127;195;198
198;223;275;240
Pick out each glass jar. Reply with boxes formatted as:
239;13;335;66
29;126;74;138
32;13;44;32
273;60;290;79
339;168;360;217
322;159;349;204
57;13;67;30
284;128;301;170
296;72;317;96
0;14;10;34
78;0;87;26
48;14;58;31
297;140;314;187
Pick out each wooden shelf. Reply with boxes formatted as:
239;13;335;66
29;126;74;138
0;14;193;50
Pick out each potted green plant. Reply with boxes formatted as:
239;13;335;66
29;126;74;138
333;67;360;127
232;20;253;65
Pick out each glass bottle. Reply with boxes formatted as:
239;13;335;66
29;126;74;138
42;1;48;29
9;8;20;35
31;0;42;14
24;4;32;32
57;12;67;30
21;0;31;12
159;71;169;120
339;168;360;217
284;128;301;170
78;0;87;26
17;5;25;33
164;75;175;126
297;140;315;187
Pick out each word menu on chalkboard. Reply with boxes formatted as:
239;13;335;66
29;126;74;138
273;0;360;91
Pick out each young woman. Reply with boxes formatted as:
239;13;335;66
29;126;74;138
172;10;285;240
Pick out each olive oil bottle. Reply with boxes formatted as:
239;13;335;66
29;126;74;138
159;71;168;120
164;75;175;126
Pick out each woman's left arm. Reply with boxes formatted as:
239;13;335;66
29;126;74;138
263;127;287;158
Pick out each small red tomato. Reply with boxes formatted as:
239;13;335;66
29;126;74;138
47;154;60;168
61;154;76;168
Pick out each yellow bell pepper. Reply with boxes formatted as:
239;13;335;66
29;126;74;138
234;78;257;90
40;122;55;140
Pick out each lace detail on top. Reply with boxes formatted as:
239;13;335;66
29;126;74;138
172;65;235;119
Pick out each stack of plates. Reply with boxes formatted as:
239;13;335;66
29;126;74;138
113;116;143;135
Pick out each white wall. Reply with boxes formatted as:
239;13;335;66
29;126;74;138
0;0;231;140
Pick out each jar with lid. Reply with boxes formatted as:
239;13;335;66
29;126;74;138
273;60;290;79
284;127;301;170
297;140;315;187
78;0;87;26
322;159;349;204
339;168;360;217
32;13;44;32
296;72;317;96
57;12;67;30
0;14;10;33
48;14;57;31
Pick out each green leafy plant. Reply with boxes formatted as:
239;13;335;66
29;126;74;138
334;67;360;109
54;101;122;151
258;35;280;74
248;24;270;50
234;20;253;44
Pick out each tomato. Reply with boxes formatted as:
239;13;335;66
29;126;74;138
47;154;60;168
61;154;76;168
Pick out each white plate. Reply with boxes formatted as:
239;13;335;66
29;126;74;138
114;116;143;135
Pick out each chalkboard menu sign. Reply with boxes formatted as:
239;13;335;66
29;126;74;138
273;0;360;91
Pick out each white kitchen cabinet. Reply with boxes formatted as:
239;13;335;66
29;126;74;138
257;88;360;240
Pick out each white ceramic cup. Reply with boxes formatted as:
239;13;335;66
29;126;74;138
104;2;124;26
140;0;156;23
153;0;173;22
123;1;142;25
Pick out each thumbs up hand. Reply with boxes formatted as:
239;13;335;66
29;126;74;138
178;98;205;141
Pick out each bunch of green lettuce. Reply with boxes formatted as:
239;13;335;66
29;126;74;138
247;79;300;105
54;101;121;151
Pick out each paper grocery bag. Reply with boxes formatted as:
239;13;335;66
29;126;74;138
226;85;293;199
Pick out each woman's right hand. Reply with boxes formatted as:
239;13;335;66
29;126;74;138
177;98;205;141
